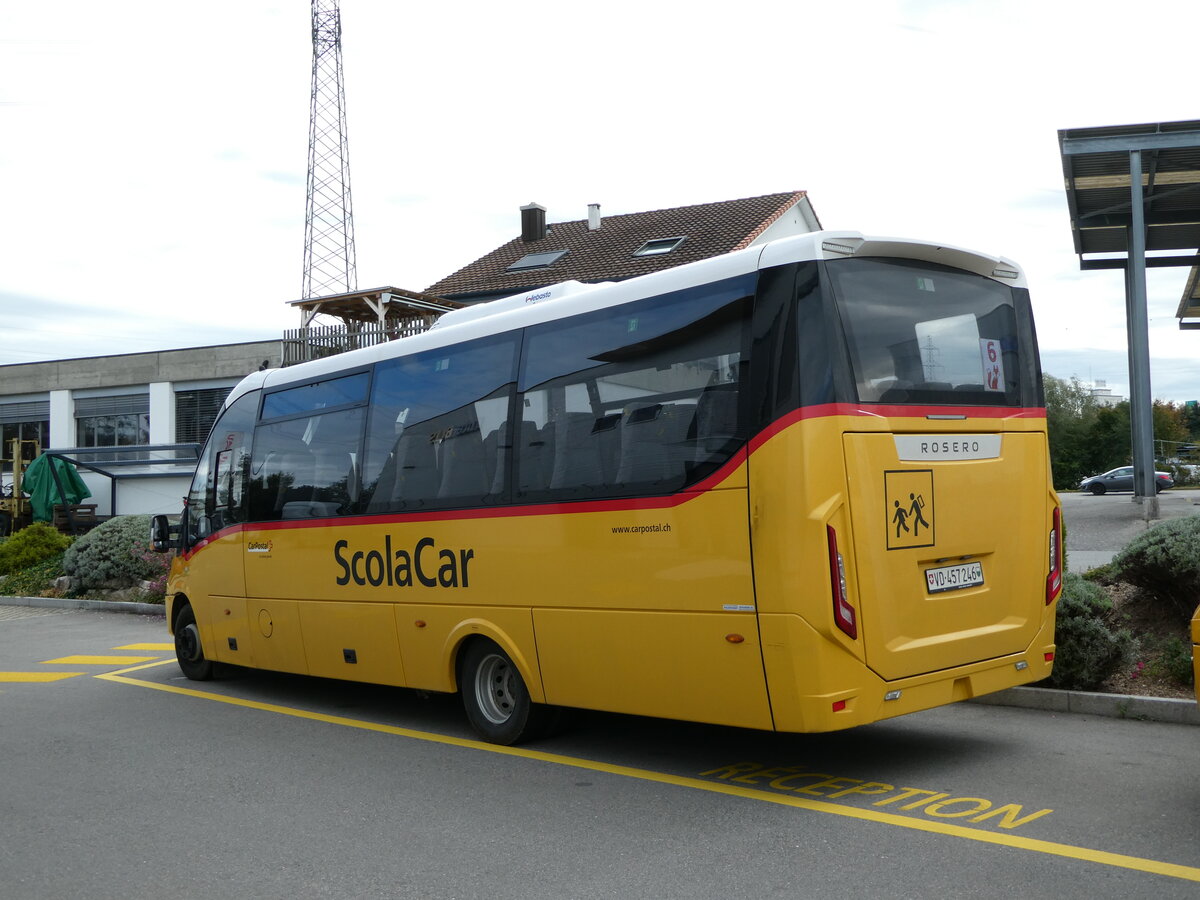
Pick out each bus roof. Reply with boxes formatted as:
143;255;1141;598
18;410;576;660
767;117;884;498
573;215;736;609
231;230;1026;404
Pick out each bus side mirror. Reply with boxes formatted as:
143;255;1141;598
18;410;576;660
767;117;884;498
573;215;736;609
150;515;173;552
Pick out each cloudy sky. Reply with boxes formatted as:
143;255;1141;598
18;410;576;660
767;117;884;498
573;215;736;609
3;0;1198;402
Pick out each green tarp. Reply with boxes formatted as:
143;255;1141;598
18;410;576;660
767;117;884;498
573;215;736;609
21;455;92;522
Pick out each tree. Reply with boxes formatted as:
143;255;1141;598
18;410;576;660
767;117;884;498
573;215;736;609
1043;374;1099;490
1151;401;1190;456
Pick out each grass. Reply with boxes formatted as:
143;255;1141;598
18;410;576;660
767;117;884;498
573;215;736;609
0;550;67;598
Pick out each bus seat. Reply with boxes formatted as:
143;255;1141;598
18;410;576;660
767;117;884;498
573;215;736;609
391;430;440;507
549;412;606;490
438;424;488;500
483;426;502;495
266;445;316;517
516;420;549;492
692;387;739;459
616;402;690;484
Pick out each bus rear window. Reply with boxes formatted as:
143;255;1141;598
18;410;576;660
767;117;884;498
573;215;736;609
826;258;1031;407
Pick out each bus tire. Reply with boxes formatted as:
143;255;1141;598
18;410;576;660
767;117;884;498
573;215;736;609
460;640;549;745
174;603;214;681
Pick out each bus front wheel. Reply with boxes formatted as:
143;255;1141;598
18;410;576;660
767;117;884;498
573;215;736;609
174;604;214;681
460;640;550;745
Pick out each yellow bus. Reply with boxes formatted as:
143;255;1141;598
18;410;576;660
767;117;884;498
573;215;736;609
1192;602;1199;705
155;230;1062;744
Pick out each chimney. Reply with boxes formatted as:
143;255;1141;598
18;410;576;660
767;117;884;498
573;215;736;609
587;203;602;231
520;202;547;242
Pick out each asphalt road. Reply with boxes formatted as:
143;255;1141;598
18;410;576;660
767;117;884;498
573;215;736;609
1062;487;1200;572
1;608;1198;899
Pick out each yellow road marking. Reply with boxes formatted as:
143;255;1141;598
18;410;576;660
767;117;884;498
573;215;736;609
99;660;1200;885
0;672;83;682
43;655;160;665
114;643;174;651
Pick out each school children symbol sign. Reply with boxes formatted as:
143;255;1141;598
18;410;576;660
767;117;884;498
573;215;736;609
885;469;935;550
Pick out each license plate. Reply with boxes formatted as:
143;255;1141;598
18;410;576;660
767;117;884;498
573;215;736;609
925;561;984;594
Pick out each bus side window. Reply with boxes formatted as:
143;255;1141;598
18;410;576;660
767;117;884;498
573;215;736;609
361;334;518;513
183;389;259;544
518;279;752;501
247;408;363;521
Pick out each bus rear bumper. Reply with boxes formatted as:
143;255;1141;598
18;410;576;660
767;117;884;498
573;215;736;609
760;612;1056;733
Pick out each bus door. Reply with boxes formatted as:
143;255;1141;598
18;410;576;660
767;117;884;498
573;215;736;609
180;390;258;665
842;429;1051;681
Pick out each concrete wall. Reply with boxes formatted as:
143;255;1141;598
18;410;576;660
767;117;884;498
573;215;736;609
0;340;280;395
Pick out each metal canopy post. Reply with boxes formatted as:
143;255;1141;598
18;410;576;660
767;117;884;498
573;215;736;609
1126;149;1158;516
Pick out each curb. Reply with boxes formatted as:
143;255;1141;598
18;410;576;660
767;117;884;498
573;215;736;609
3;596;1195;726
0;595;166;617
971;685;1200;727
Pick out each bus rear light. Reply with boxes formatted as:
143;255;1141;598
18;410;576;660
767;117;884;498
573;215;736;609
827;526;858;639
1045;507;1062;605
1044;651;1055;662
832;699;848;712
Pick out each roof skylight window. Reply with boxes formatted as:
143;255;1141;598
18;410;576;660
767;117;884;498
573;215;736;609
633;237;686;257
506;249;568;271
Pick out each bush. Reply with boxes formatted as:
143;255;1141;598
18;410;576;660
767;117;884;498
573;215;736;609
63;515;169;594
0;523;71;575
1144;636;1196;687
0;551;67;597
1109;516;1200;621
1049;573;1139;691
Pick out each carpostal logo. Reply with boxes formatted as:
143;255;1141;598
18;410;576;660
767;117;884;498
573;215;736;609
247;540;273;553
334;536;474;589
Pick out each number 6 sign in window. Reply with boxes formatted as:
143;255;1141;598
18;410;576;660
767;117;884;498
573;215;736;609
980;338;1004;392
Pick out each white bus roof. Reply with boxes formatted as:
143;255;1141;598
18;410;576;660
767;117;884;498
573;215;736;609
229;230;1026;404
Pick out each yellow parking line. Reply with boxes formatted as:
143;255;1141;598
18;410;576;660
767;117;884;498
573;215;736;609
114;643;174;651
0;672;84;682
97;662;1200;885
43;655;161;665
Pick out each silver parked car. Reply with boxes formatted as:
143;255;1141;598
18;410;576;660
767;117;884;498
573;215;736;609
1078;466;1174;494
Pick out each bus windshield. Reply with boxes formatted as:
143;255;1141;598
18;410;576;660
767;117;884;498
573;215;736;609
827;258;1038;407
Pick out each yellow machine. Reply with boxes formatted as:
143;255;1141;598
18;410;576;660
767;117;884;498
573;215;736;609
0;439;39;536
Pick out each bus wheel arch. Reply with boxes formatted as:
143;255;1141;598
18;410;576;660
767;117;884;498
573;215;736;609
444;620;545;703
456;636;554;745
172;597;214;682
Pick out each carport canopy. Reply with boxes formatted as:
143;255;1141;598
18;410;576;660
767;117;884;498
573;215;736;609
1058;119;1200;516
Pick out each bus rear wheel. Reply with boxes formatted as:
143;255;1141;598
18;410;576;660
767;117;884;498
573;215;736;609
174;604;214;681
460;640;551;745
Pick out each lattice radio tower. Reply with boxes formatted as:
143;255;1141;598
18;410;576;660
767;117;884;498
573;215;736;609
301;0;357;299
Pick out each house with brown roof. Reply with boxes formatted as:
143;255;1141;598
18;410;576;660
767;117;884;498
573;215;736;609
424;191;821;303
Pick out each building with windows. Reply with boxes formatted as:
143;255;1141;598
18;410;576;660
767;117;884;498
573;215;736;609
0;341;279;516
1089;379;1126;407
0;192;820;517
